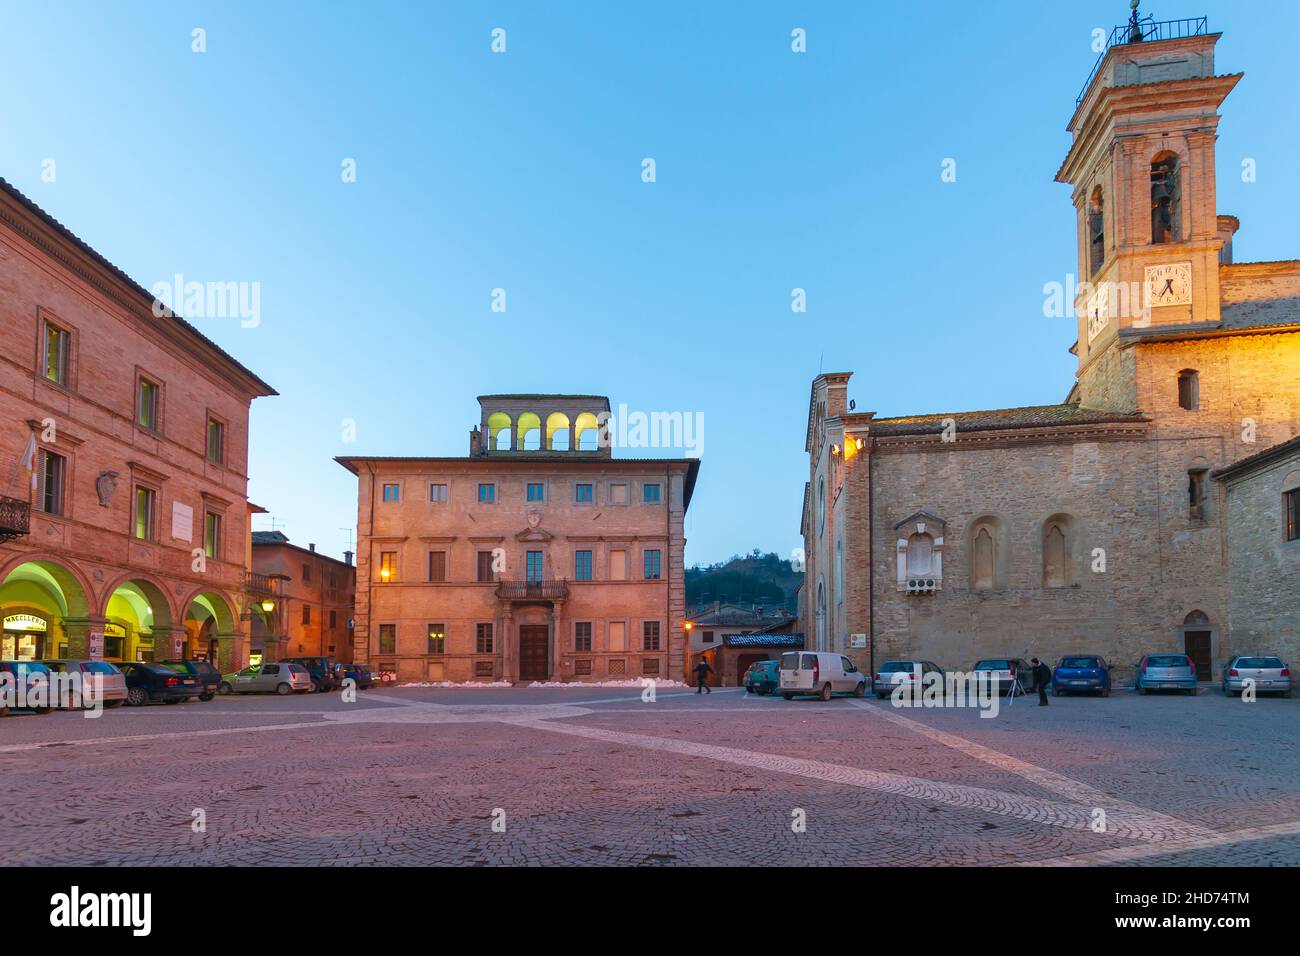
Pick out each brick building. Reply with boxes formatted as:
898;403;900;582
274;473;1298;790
685;602;797;686
1214;437;1300;660
337;394;700;683
0;177;276;670
249;531;356;665
800;21;1300;679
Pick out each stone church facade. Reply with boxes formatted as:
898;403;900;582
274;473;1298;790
801;24;1300;678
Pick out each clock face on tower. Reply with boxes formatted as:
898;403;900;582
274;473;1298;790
1145;262;1193;308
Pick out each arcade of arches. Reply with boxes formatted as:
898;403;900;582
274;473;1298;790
0;558;245;670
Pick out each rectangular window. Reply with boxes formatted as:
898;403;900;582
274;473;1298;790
427;623;446;654
643;658;660;675
477;551;495;583
379;551;397;582
428;551;447;582
204;512;221;560
378;624;396;655
527;482;545;502
429;483;448;503
301;605;311;626
302;562;312;582
526;550;544;583
609;483;628;505
474;660;494;677
42;321;68;386
37;449;66;516
575;483;593;503
643;621;661;651
207;418;225;464
329;610;337;629
476;623;494;654
644;549;662;580
1188;469;1208;519
643;483;662;503
133;486;155;540
382;483;400;502
1286;488;1300;543
574;550;593;581
574;659;592;676
478;483;496;503
574;622;592;652
137;378;159;431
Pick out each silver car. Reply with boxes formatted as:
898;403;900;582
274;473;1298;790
1222;656;1291;697
223;662;312;695
43;659;128;708
1136;654;1197;695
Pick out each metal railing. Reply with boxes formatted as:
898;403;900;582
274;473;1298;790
0;495;31;541
1076;16;1209;106
495;580;570;601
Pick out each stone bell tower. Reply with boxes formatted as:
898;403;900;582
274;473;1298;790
1057;4;1241;375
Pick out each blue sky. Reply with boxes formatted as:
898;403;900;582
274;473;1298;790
3;0;1298;566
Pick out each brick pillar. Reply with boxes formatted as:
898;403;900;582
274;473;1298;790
59;617;109;659
551;598;566;682
214;631;241;672
500;604;515;683
150;625;188;661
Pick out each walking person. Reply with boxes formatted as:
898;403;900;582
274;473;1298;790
694;656;713;694
1030;657;1052;706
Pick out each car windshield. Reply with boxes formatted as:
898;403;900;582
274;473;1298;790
974;660;1011;670
1060;657;1100;668
879;662;914;672
1148;655;1189;667
1238;657;1284;668
84;662;120;675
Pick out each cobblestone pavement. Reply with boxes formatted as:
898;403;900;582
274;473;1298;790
1;684;1297;866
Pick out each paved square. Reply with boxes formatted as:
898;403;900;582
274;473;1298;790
2;685;1298;866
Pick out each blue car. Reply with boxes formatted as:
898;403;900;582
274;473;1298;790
743;660;780;695
1052;655;1111;697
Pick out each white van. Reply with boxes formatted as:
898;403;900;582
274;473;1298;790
779;651;868;701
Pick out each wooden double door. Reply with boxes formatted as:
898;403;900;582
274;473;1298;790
519;625;550;681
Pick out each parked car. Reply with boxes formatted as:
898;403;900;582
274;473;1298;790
873;659;945;699
972;658;1039;695
779;651;868;701
282;656;342;693
1135;654;1198;695
1052;655;1111;697
1222;656;1291;697
43;659;128;708
161;659;221;701
220;662;312;696
0;661;54;716
340;662;376;690
118;662;204;706
743;659;780;695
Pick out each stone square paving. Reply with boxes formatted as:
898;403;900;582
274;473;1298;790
1;683;1298;866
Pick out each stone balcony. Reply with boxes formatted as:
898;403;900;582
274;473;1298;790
0;495;31;542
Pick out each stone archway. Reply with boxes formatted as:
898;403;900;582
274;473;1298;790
100;574;177;662
180;588;241;670
0;556;93;659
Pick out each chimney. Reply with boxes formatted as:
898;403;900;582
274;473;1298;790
470;426;483;455
344;550;354;566
308;543;316;553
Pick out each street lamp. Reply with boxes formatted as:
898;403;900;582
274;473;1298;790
261;598;275;613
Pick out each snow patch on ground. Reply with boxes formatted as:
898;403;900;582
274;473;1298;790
393;680;515;689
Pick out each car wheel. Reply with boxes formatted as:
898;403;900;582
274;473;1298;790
782;693;794;701
1138;686;1147;696
311;680;324;694
218;682;233;696
276;683;291;695
34;706;53;715
745;685;753;694
126;687;148;707
853;681;866;698
1055;687;1067;697
819;683;833;702
1101;687;1110;698
199;692;215;702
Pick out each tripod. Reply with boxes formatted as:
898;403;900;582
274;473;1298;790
1005;676;1025;706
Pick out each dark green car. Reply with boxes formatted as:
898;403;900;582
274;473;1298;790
743;660;780;695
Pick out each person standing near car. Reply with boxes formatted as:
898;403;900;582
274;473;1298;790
1031;658;1052;706
693;657;713;694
